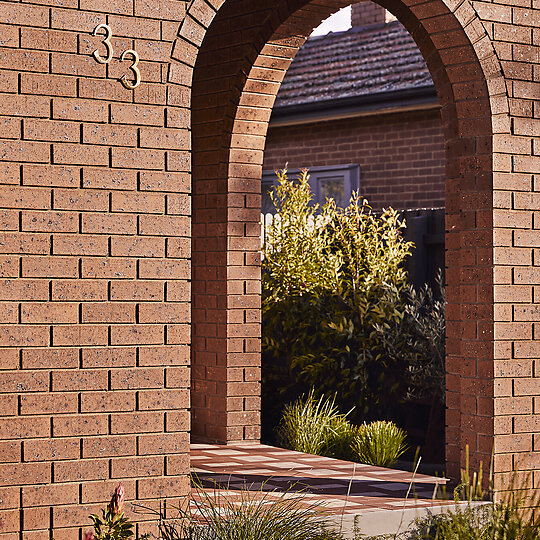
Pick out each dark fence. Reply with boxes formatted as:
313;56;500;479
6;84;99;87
398;208;445;291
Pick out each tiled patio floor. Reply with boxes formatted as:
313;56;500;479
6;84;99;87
190;442;455;536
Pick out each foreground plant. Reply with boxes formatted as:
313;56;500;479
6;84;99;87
86;484;146;540
278;391;358;460
142;479;344;540
353;421;407;468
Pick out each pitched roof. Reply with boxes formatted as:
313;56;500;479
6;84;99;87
273;20;435;113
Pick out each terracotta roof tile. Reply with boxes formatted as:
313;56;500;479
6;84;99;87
274;21;434;109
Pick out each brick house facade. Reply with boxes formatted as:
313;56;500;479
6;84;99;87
263;4;446;211
0;0;538;537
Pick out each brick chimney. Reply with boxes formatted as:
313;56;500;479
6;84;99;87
351;2;389;27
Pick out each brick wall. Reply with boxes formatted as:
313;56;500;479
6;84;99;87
0;0;539;535
0;1;191;537
263;108;445;211
351;1;387;26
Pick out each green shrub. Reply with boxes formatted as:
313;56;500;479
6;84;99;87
262;169;415;433
352;421;407;468
278;391;358;461
142;478;344;540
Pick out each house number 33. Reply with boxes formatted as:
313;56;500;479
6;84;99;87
92;24;141;90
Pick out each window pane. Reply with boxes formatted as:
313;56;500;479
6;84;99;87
319;176;345;206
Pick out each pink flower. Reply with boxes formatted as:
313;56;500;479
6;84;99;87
83;532;94;540
109;483;125;515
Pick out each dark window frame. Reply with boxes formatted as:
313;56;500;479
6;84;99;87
262;164;360;213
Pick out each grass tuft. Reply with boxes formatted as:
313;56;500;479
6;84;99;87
352;421;407;468
141;478;344;540
278;391;358;460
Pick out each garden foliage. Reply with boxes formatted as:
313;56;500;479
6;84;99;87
353;421;407;468
277;391;358;461
279;392;407;467
262;168;443;433
143;479;344;540
87;484;146;540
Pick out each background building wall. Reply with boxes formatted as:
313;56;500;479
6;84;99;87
264;109;445;210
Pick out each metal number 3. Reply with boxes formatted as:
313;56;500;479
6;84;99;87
92;23;113;64
120;50;141;90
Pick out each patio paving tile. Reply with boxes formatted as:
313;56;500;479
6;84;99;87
190;443;452;517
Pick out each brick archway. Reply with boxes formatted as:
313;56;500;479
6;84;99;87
190;0;509;483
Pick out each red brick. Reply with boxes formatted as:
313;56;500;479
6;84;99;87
0;441;21;464
22;484;79;508
52;414;108;437
52;369;108;391
81;213;136;235
110;367;163;390
110;412;164;434
0;279;48;301
22;165;79;188
111;192;165;213
137;475;189;500
54;189;109;212
139;171;190;192
110;281;163;301
110;456;164;478
21;302;78;324
53;143;109;166
52;325;108;346
139;303;189;323
20;27;77;53
0;50;48;73
81;303;136;323
0;463;50;487
138;389;188;410
81;258;136;279
139;345;189;366
53;235;108;256
53;459;109;482
82;347;137;368
20;393;78;415
20;73;77;98
82;124;138;146
0;417;50;440
22;349;78;370
110;236;165;257
139;259;190;279
22;211;78;233
82;435;136;458
52;279;107;301
81;391;136;412
138;433;187;455
139;215;190;236
82;168;137;191
22;256;78;278
81;303;135;323
24;438;80;463
110;103;164;126
0;325;49;347
23;119;80;143
111;147;165;170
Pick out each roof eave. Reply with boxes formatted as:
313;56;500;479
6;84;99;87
269;85;439;128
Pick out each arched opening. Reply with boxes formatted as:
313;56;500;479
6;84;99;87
190;0;497;482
